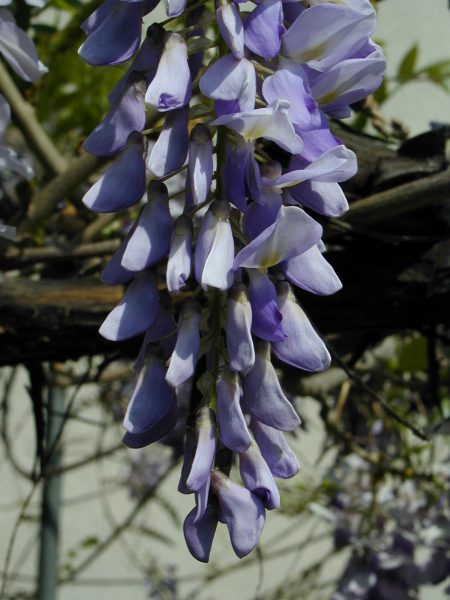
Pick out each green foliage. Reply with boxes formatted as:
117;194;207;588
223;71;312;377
35;51;121;147
395;336;428;373
397;44;418;82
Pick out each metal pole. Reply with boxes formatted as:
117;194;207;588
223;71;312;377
36;384;65;600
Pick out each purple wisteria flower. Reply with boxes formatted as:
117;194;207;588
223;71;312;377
79;0;385;561
0;5;47;238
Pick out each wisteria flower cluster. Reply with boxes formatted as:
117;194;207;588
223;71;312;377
0;1;46;176
79;0;385;561
0;0;46;238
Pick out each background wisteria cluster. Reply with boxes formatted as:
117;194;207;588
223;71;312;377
78;0;385;561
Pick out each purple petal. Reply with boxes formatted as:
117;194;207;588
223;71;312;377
99;271;159;340
281;3;376;72
243;190;281;240
265;145;357;189
200;55;256;112
179;426;196;494
216;368;252;453
167;215;193;293
108;23;164;105
295;113;341;162
194;201;234;291
211;471;266;558
282;244;342;295
0;94;10;139
224;139;253;212
239;441;280;509
243;341;301;431
84;77;146;156
122;354;178;448
272;282;331;371
134;308;177;371
251;418;300;479
288;180;349;217
147;106;189;177
183;504;218;563
311;42;385;116
234;205;322;269
121;182;172;271
166;0;186;17
226;284;255;373
82;134;146;213
0;146;33;179
101;223;137;286
81;0;117;34
166;300;201;388
186;407;217;492
247;269;285;343
217;3;244;59
262;61;318;129
0;11;47;81
188;123;213;206
79;1;143;66
211;100;303;154
145;32;191;111
244;0;284;60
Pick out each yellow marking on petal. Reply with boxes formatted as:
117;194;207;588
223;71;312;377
294;42;327;64
316;89;339;106
259;251;281;269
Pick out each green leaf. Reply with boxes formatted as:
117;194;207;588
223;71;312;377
373;77;388;105
417;60;450;83
81;536;99;549
397;45;418;82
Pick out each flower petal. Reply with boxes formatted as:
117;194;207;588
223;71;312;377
147;106;189;177
211;470;266;558
145;32;191;111
250;418;300;479
200;55;256;112
243;341;301;431
216;368;252;453
121;182;172;271
82;133;146;212
226;284;255;373
99;271;159;340
282;243;342;295
166;300;201;388
122;354;178;448
234;205;322;269
272;282;331;371
244;0;284;60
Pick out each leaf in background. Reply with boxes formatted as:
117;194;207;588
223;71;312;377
416;59;450;91
373;76;388;105
397;44;418;83
397;336;428;373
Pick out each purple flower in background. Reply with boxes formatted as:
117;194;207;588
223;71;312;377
0;5;47;236
78;0;385;561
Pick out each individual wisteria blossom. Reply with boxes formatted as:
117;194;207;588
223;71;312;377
79;0;385;561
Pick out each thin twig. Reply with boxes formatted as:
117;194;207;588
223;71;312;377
327;343;429;441
18;153;104;237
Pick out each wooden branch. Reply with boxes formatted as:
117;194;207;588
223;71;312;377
18;152;104;237
0;262;449;365
2;239;120;269
344;166;450;226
